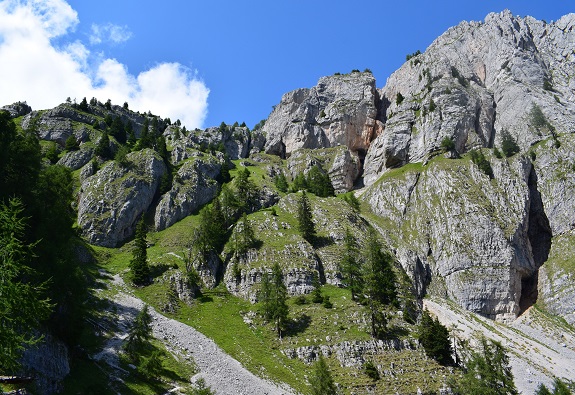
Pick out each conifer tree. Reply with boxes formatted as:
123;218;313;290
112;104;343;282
309;355;337;395
233;213;256;256
363;229;397;338
454;337;518;395
311;271;324;303
418;310;453;366
129;217;150;285
235;167;256;214
341;228;361;301
297;191;315;242
274;172;289;192
124;304;153;358
290;173;308;192
95;132;111;159
260;263;289;338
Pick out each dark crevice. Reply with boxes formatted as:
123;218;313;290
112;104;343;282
519;166;552;314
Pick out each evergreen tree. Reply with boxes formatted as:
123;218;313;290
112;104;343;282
363;229;397;338
138;118;152;149
124;304;153;358
78;97;89;112
311;271;324;303
190;378;215;395
418;310;453;366
95;132;111;159
274;172;289;192
454;337;518;395
297;191;315;242
500;129;520;158
309;356;337;395
307;165;334;197
126;122;136;147
290;173;308;192
234;167;257;214
0;199;52;373
536;379;573;395
341;228;361;301
260;263;288;337
233;213;256;256
129;217;150;285
65;135;79;151
109;116;126;144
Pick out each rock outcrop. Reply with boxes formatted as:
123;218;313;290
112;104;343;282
154;152;222;230
1;101;32;118
78;149;167;247
364;11;575;185
287;146;361;193
263;71;383;159
363;153;551;321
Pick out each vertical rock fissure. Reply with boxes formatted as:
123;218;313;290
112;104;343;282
520;167;552;314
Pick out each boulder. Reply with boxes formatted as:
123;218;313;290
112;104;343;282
77;149;167;247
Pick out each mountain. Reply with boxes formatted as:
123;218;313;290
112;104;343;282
2;9;575;395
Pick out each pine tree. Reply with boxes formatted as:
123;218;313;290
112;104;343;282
260;263;289;338
95;132;111;159
500;129;520;157
129;217;150;285
418;310;453;366
363;229;397;338
65;135;79;151
274;172;289;192
309;356;337;395
290;173;308;192
234;213;256;256
235;167;257;214
0;199;52;372
297;191;315;242
454;337;518;395
341;228;362;301
311;271;324;303
124;304;153;358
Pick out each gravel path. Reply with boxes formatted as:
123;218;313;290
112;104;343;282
96;274;296;395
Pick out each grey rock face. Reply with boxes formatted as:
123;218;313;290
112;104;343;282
363;154;551;321
77;149;167;247
287;146;361;193
263;72;383;158
154;153;222;231
1;101;32;117
57;147;94;170
22;105;97;145
364;10;575;185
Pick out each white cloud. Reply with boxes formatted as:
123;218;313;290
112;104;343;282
90;23;132;45
0;0;209;128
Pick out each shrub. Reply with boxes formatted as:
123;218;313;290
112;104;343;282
406;50;422;61
396;92;404;105
293;295;307;305
500;129;520;157
364;360;380;380
470;149;494;179
65;135;79;151
440;136;455;152
322;296;333;309
429;98;436;112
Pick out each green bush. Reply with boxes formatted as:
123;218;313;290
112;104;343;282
440;136;455;152
406;50;422;61
470;149;493;179
364;360;380;380
500;130;520;157
396;92;404;105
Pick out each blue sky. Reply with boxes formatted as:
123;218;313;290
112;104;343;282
0;1;573;129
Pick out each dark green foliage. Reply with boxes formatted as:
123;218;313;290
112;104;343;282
341;192;361;212
322;296;333;309
429;98;436;112
543;79;554;91
189;378;215;395
418;310;453;366
530;104;550;130
341;228;362;301
309;356;337;395
115;144;131;167
363;230;397;338
293;295;307;305
451;66;469;87
351;69;360;73
470;149;494;179
138;350;163;380
494;147;503;159
440;136;455;152
0;199;52;373
95;132;111;159
218;154;231;183
109;116;126;144
123;101;129;110
156;136;168;161
306;166;334;197
65;135;79;151
311;272;324;303
260;262;289;337
138;118;153;150
274;172;289;192
234;167;258;214
500;130;520;157
78;97;89;112
297;191;316;242
364;360;380;380
406;50;421;61
364;68;372;73
129;218;150;286
537;379;573;395
193;201;226;258
45;142;60;164
253;119;266;131
233;213;256;256
92;120;100;130
290;173;308;192
453;337;518;395
159;170;173;195
396;92;404;104
126;122;136;147
105;99;112;110
124;304;153;358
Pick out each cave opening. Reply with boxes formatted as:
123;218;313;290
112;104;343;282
519;168;552;315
